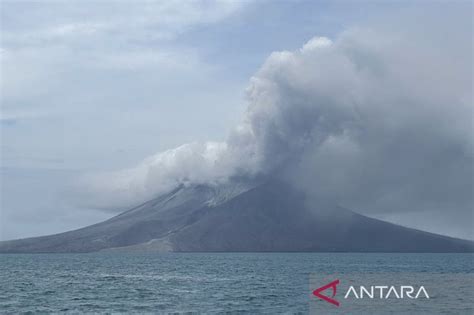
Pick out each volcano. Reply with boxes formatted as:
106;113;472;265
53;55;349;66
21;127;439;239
0;180;472;253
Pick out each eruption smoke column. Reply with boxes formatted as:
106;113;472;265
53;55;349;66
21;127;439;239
78;23;472;235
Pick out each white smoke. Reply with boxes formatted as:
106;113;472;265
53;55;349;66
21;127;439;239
76;18;472;225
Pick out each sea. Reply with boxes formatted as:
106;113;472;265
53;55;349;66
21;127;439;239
0;253;472;314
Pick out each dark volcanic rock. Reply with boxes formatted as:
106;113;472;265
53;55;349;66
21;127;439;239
0;180;472;253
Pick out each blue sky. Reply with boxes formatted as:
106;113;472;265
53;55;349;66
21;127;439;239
1;1;472;240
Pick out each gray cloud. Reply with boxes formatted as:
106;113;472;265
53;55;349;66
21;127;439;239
77;11;472;241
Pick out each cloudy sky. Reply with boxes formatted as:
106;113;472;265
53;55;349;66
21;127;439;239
1;1;472;241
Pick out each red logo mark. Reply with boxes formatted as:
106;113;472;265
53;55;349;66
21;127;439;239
313;279;340;306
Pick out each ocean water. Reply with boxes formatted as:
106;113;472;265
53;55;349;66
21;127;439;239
0;253;472;314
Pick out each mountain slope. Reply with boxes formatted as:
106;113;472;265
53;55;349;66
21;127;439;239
0;180;472;253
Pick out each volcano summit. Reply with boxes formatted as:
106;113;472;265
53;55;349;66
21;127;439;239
0;179;472;253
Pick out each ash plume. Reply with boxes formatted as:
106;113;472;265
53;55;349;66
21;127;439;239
75;14;472;238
